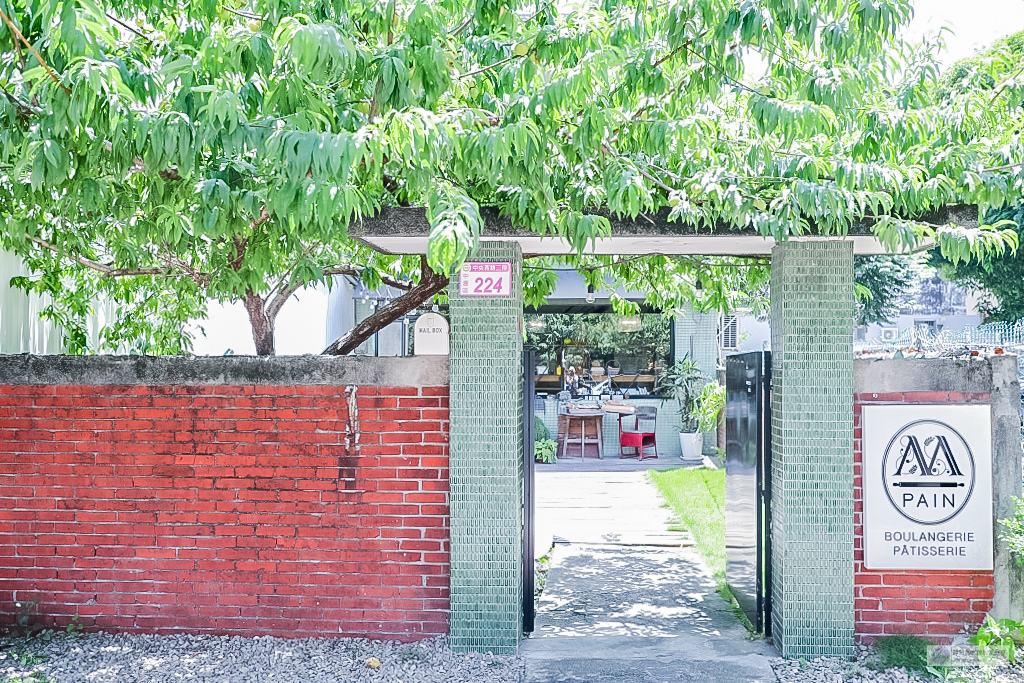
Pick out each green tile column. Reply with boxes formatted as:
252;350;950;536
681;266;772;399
673;305;719;454
448;242;523;653
770;240;854;658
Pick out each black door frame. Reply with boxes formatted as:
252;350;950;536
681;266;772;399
522;348;536;634
725;350;772;635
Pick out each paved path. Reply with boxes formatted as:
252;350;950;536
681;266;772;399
534;471;687;557
523;469;777;683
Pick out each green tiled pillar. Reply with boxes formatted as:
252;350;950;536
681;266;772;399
673;306;719;454
448;242;524;653
770;240;854;658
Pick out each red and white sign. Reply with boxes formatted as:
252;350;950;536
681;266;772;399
458;261;512;297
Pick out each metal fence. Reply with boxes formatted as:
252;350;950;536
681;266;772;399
857;318;1024;355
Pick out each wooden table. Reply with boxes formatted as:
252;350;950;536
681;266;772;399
558;409;604;459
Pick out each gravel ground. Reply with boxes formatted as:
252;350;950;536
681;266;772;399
772;644;1024;683
0;632;524;683
9;631;1024;683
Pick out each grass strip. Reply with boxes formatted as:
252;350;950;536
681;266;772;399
647;467;755;631
648;467;726;583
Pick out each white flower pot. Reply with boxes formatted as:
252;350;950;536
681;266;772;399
679;432;703;463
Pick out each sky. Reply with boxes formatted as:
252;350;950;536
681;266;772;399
907;0;1024;65
189;0;1024;357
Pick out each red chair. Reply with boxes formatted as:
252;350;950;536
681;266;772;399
618;406;658;460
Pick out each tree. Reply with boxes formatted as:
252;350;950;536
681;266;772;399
854;255;915;326
927;30;1024;322
1;0;1021;355
930;203;1024;321
523;312;671;371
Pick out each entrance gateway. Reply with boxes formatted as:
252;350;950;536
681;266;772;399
352;205;979;658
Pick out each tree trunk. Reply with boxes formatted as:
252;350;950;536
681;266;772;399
323;258;449;356
242;288;275;356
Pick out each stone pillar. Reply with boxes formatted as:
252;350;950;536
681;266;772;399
770;240;855;657
447;242;524;653
990;354;1024;622
674;306;719;454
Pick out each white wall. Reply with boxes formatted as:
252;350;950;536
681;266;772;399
0;251;64;354
189;286;329;357
736;314;771;353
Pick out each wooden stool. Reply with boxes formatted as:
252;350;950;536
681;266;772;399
561;413;603;459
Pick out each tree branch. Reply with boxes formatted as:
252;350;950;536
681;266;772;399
651;45;683;70
322;256;448;355
26;234;167;276
521;2;551;25
0;10;71;94
367;0;397;123
459;53;526;79
265;277;304;321
160;250;211;286
321;266;414;291
989;62;1024;107
224;6;264;21
0;82;41;118
252;205;271;231
680;42;760;96
105;12;151;41
981;161;1024;174
26;232;221;285
450;15;473;36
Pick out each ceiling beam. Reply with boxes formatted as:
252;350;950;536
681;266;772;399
349;205;977;257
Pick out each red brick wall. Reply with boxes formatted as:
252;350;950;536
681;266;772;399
0;383;450;639
854;391;994;643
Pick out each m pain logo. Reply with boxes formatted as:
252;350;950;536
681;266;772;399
881;420;976;525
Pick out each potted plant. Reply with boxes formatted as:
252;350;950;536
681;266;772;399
695;381;726;447
534;418;558;464
659;355;708;462
535;438;558;464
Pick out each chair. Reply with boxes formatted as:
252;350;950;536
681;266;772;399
618;406;658;460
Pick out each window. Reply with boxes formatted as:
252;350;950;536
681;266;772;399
721;315;739;349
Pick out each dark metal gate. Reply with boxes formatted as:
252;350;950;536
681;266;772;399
725;351;772;634
522;348;536;634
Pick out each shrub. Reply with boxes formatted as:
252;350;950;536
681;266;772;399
534;417;550;442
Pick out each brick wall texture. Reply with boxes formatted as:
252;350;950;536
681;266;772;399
0;383;450;639
854;391;994;643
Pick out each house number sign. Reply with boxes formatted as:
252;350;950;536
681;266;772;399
862;404;993;571
458;262;512;297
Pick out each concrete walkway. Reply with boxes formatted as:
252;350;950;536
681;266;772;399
534;470;686;556
522;469;777;683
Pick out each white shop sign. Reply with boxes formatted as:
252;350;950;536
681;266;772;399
863;404;992;571
413;312;449;355
458;262;512;297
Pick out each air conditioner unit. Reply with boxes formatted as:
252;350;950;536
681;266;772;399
880;327;899;342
